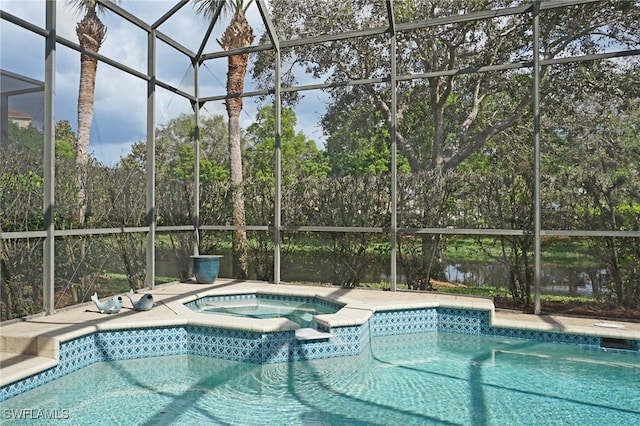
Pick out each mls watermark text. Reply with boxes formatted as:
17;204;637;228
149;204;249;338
4;408;70;420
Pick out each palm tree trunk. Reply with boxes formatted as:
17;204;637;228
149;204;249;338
196;1;253;278
226;53;249;278
76;53;97;225
75;6;105;225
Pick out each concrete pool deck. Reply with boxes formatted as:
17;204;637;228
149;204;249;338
2;279;639;388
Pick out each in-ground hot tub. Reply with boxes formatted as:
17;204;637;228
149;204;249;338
184;293;345;328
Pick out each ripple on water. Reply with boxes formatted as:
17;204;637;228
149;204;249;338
2;334;639;425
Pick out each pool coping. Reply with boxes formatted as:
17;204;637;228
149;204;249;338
2;279;639;388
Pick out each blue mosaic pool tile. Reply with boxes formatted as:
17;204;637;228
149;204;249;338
187;325;266;363
2;375;33;401
334;324;368;357
437;308;490;335
3;305;639;402
486;326;601;348
184;293;344;313
58;334;99;373
96;327;188;362
259;332;287;363
261;331;292;363
370;308;438;337
0;334;103;401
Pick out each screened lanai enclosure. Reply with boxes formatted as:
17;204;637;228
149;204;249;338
1;0;639;321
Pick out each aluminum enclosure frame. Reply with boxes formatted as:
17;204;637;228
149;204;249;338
1;0;638;316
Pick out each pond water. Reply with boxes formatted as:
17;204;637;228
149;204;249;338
156;250;601;297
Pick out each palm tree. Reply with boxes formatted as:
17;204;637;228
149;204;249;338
68;0;111;226
194;0;254;278
65;0;111;304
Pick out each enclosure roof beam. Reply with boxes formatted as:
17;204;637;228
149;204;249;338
199;87;272;103
1;86;43;97
195;1;225;62
151;0;190;29
2;227;638;240
395;0;600;33
155;31;197;61
386;0;396;36
257;0;280;51
0;69;44;95
97;0;197;60
541;49;640;65
396;3;530;33
538;0;601;10
199;43;274;61
280;26;388;49
201;46;640;104
48;32;196;101
0;10;47;37
53;35;149;81
55;0;607;68
97;0;151;31
156;80;197;102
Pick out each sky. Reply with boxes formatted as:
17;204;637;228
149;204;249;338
1;0;328;166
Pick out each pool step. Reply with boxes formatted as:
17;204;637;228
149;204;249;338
0;352;59;387
295;328;333;341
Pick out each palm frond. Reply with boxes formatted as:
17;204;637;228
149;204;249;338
66;0;117;16
192;0;254;21
192;0;229;20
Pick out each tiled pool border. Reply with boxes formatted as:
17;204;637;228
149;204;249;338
1;306;638;401
184;293;346;316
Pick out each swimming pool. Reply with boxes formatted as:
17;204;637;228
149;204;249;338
184;293;344;328
2;281;639;424
2;332;638;425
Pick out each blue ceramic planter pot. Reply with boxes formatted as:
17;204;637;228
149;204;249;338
191;255;223;284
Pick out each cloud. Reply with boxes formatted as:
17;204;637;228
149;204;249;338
2;0;327;164
91;141;134;167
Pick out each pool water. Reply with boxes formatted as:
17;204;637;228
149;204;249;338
188;297;339;328
2;332;638;425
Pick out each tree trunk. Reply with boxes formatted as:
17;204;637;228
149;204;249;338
75;8;104;226
226;53;249;278
76;54;97;225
